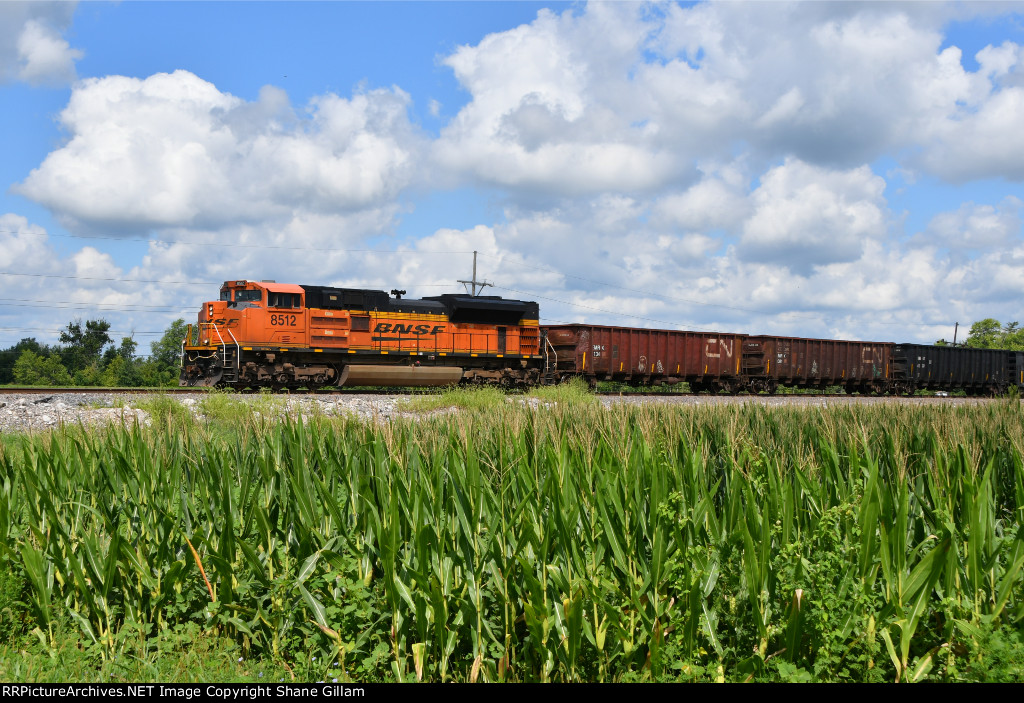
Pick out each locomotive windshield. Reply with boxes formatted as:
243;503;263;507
236;290;262;303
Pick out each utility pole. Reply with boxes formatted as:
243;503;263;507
457;250;492;297
953;322;959;346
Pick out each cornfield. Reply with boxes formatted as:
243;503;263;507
1;398;1023;681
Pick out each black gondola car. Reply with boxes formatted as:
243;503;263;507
891;344;1014;395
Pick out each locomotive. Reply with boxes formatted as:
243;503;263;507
180;279;1024;395
179;279;544;390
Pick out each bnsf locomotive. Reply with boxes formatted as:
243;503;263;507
181;279;1024;395
179;280;544;390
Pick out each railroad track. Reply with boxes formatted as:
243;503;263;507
0;386;998;400
0;386;418;396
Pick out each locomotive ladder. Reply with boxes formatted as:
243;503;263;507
209;325;241;385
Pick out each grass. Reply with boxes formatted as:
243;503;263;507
199;388;287;424
134;393;192;429
0;622;296;683
528;376;601;406
0;394;1023;682
396;384;508;412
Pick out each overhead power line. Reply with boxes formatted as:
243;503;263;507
0;298;189;313
478;252;938;326
3;230;475;256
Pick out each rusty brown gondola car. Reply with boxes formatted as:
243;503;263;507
741;336;892;394
542;324;746;392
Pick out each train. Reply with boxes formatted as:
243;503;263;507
180;279;1024;395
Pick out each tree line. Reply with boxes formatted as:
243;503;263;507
1;319;188;387
935;318;1024;350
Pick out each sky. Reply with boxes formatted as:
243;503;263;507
2;1;1024;354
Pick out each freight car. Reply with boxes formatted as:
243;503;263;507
180;279;545;390
891;344;1022;396
742;336;891;394
543;325;894;394
541;326;1020;396
543;324;746;392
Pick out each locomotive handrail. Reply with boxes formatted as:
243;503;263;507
180;324;190;369
208;323;229;372
544;332;557;374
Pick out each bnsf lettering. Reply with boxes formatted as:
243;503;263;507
212;319;240;328
373;323;445;335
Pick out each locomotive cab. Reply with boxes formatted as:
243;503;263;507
197;281;306;348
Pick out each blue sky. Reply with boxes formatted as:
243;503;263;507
1;1;1023;351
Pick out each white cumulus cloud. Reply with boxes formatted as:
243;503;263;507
1;3;81;86
16;71;422;233
739;159;888;273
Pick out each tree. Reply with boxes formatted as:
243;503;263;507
965;318;1002;348
150;319;188;369
103;336;138;365
0;338;52;384
101;356;140;387
961;318;1024;350
137;358;178;387
1005;324;1024;350
13;350;72;386
59;319;112;373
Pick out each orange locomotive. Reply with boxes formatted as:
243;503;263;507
180;280;544;389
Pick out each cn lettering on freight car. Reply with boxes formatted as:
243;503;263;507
704;338;735;359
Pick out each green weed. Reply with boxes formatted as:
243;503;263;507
528;376;600;406
134;394;192;430
397;385;507;412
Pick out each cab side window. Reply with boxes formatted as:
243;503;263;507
268;293;301;308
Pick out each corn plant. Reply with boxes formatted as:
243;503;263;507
0;399;1022;681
